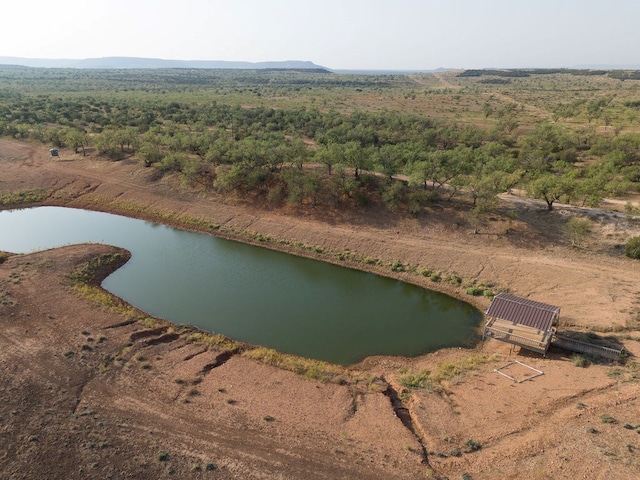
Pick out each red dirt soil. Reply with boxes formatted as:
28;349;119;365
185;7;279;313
1;139;640;479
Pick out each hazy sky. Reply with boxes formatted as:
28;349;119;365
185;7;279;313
3;0;639;70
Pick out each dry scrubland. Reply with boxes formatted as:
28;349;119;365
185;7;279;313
1;68;640;479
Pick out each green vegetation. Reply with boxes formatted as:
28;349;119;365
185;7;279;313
398;369;432;390
67;252;128;285
398;353;497;391
464;439;482;452
185;331;242;351
572;354;591;368
239;347;378;386
242;346;348;383
626;236;640;259
1;66;639;240
0;189;47;207
565;217;593;247
465;286;484;296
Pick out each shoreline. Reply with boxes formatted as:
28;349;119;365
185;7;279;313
2;138;640;479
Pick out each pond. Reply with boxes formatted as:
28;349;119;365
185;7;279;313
0;206;482;365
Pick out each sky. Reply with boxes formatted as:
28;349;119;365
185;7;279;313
2;0;640;70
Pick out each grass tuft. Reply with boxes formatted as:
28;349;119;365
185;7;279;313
242;347;348;383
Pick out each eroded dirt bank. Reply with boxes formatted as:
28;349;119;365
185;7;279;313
0;245;428;479
1;139;640;479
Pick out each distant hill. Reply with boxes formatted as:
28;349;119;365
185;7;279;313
572;64;640;70
0;56;330;71
333;67;453;75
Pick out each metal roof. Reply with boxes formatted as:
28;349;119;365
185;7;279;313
486;293;559;332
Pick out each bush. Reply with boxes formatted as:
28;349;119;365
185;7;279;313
565;217;592;246
398;369;431;389
482;289;495;299
625;236;640;259
464;439;482;452
466;287;484;296
381;180;405;211
407;190;437;214
572;354;590;368
390;261;405;272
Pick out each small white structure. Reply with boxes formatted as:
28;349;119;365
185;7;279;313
49;148;59;157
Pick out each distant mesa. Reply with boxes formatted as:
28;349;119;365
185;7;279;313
0;56;330;71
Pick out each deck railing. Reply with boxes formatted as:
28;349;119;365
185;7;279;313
552;335;623;361
483;326;549;354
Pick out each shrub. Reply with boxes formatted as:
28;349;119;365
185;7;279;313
625;236;640;259
600;414;617;424
407;190;436;214
464;439;482;452
466;287;484;296
398;369;431;389
157;451;169;462
390;261;405;272
565;217;592;246
483;289;495;299
572;354;590;368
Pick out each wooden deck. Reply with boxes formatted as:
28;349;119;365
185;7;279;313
483;317;555;355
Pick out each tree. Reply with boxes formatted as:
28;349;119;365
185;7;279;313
520;123;576;166
286;138;309;170
64;128;89;155
375;144;403;179
381;179;405;212
94;129;123;160
138;142;163;167
466;199;495;234
526;170;576;210
138;132;165;167
282;169;320;205
343;141;373;179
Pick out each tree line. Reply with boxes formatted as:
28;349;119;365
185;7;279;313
0;68;638;223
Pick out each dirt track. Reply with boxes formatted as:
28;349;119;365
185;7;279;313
1;139;640;479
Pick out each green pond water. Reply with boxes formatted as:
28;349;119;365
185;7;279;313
0;206;481;365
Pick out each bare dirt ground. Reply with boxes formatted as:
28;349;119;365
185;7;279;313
1;139;640;479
